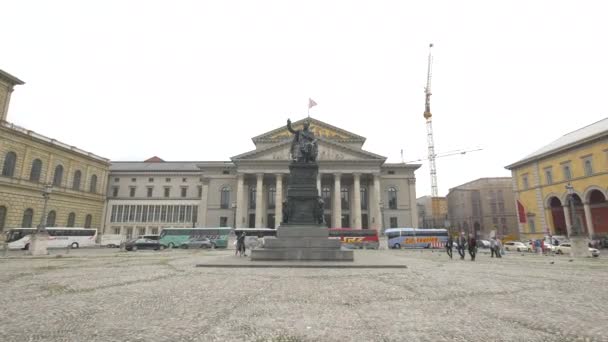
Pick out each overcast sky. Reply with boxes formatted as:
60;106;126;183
2;0;607;197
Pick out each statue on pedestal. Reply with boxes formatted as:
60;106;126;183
287;119;318;163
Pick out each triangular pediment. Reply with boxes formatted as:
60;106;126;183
252;117;366;145
232;137;385;162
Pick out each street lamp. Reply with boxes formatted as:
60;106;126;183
565;183;579;237
231;202;237;228
565;183;589;257
37;184;52;233
29;184;52;255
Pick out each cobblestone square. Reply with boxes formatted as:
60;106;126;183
0;247;607;342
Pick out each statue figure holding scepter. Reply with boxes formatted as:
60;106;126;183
287;119;318;163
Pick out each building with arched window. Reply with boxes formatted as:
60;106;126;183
104;118;421;235
0;69;110;232
505;117;608;240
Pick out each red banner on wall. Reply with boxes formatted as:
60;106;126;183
517;200;527;223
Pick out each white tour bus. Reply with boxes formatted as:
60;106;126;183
5;227;98;250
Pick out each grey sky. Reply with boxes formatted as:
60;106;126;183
2;0;607;197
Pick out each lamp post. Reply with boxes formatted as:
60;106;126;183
231;202;237;228
29;184;52;256
565;183;590;257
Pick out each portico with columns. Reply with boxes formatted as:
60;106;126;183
228;118;420;231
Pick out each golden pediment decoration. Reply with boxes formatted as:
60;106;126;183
269;124;350;140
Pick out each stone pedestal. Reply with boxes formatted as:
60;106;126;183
27;232;49;256
251;224;354;261
570;236;591;258
250;160;353;261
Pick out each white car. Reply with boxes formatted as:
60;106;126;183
503;241;528;252
555;242;600;257
527;242;556;252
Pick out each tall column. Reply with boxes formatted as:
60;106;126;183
275;174;283;226
198;180;209;227
583;202;595;238
372;173;382;230
255;173;264;228
562;205;572;237
352;173;362;229
332;173;342;228
317;172;322;196
235;173;245;228
408;178;418;228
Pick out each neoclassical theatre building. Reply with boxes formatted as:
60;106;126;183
104;118;421;237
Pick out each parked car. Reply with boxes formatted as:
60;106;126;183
477;240;491;249
504;241;528;252
100;234;125;248
180;237;216;249
555;242;600;257
124;238;166;251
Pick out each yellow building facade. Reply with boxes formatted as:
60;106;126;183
506;118;608;240
0;70;110;233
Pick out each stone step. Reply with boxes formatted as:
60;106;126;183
277;227;328;238
251;248;354;261
264;238;341;249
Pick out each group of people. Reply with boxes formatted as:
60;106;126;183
444;234;503;261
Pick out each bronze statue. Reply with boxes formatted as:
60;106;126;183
287;119;318;163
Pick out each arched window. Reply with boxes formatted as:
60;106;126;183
268;187;276;209
388;187;397;209
220;187;230;209
53;165;64;187
67;212;76;227
341;187;349;210
84;214;92;228
46;210;56;227
0;206;7;231
322;187;331;209
360;188;368;210
22;208;34;228
249;188;256;209
89;175;98;193
72;170;82;190
2;151;17;177
29;159;43;182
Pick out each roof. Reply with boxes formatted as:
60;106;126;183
448;177;513;192
505;117;608;169
0;69;25;86
110;161;234;172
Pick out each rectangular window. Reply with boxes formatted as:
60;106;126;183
113;227;120;235
167;206;174;222
129;205;136;221
164;187;170;198
181;187;187;198
173;205;180;222
142;206;148;222
492;217;499;225
498;202;505;213
114;177;119;182
220;216;228;227
198;186;202;198
129;187;136;197
179;205;186;222
126;227;133;239
116;205;123;223
545;169;553;185
131;178;136;182
110;205;117;222
390;217;398;228
192;206;198;225
122;205;129;222
522;176;529;190
563;165;572;180
112;187;119;197
182;178;187;182
490;203;497;215
135;205;142;222
151;228;158;235
341;188;349;210
166;178;171;182
154;205;160;222
341;214;350;228
137;227;145;236
583;158;593;176
529;218;536;233
147;187;153;197
185;206;192;223
148;178;154;182
161;206;167;222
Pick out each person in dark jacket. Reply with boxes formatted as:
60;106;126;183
236;232;247;257
445;236;454;259
457;233;467;260
468;236;477;261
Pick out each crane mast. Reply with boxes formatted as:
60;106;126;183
424;43;438;197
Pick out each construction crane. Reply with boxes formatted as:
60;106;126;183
423;43;438;197
404;148;483;164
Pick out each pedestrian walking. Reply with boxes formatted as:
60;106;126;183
235;231;246;257
457;233;467;260
496;237;503;258
468;236;477;261
490;237;498;258
445;235;454;259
